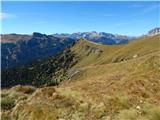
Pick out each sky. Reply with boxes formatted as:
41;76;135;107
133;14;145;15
1;1;160;36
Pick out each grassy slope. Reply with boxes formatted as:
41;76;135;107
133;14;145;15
1;35;160;120
71;35;159;66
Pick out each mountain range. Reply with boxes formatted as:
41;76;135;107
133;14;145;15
2;28;159;70
1;33;160;120
1;32;75;69
53;31;135;44
1;31;138;70
147;27;160;36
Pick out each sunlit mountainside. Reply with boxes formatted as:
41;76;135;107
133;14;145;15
1;32;160;120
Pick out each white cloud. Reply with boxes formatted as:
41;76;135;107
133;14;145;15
0;12;17;20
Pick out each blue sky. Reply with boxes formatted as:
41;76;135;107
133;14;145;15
1;1;160;36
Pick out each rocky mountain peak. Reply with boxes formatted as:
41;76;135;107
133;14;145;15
148;27;160;36
32;32;48;39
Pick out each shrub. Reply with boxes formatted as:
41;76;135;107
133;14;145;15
13;85;36;94
114;109;138;120
92;102;106;119
103;94;130;113
1;97;15;110
1;112;11;120
1;93;9;98
141;103;160;120
118;95;130;109
149;107;160;120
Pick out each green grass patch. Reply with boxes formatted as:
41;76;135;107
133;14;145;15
1;97;15;110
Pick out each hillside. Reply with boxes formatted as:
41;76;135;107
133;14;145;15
2;47;78;88
1;32;75;70
1;35;160;120
69;35;159;67
2;31;133;70
1;34;31;43
1;31;136;70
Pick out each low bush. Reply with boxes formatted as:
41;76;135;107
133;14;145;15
1;92;9;98
114;108;138;120
149;107;160;120
13;85;36;94
1;97;15;110
142;103;160;120
103;93;130;113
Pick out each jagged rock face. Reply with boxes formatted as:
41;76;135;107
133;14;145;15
81;44;103;55
1;33;75;70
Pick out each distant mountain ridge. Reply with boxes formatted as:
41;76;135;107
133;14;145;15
53;31;135;45
2;32;134;45
147;27;160;36
1;28;158;70
1;34;31;43
1;32;134;70
1;32;75;70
